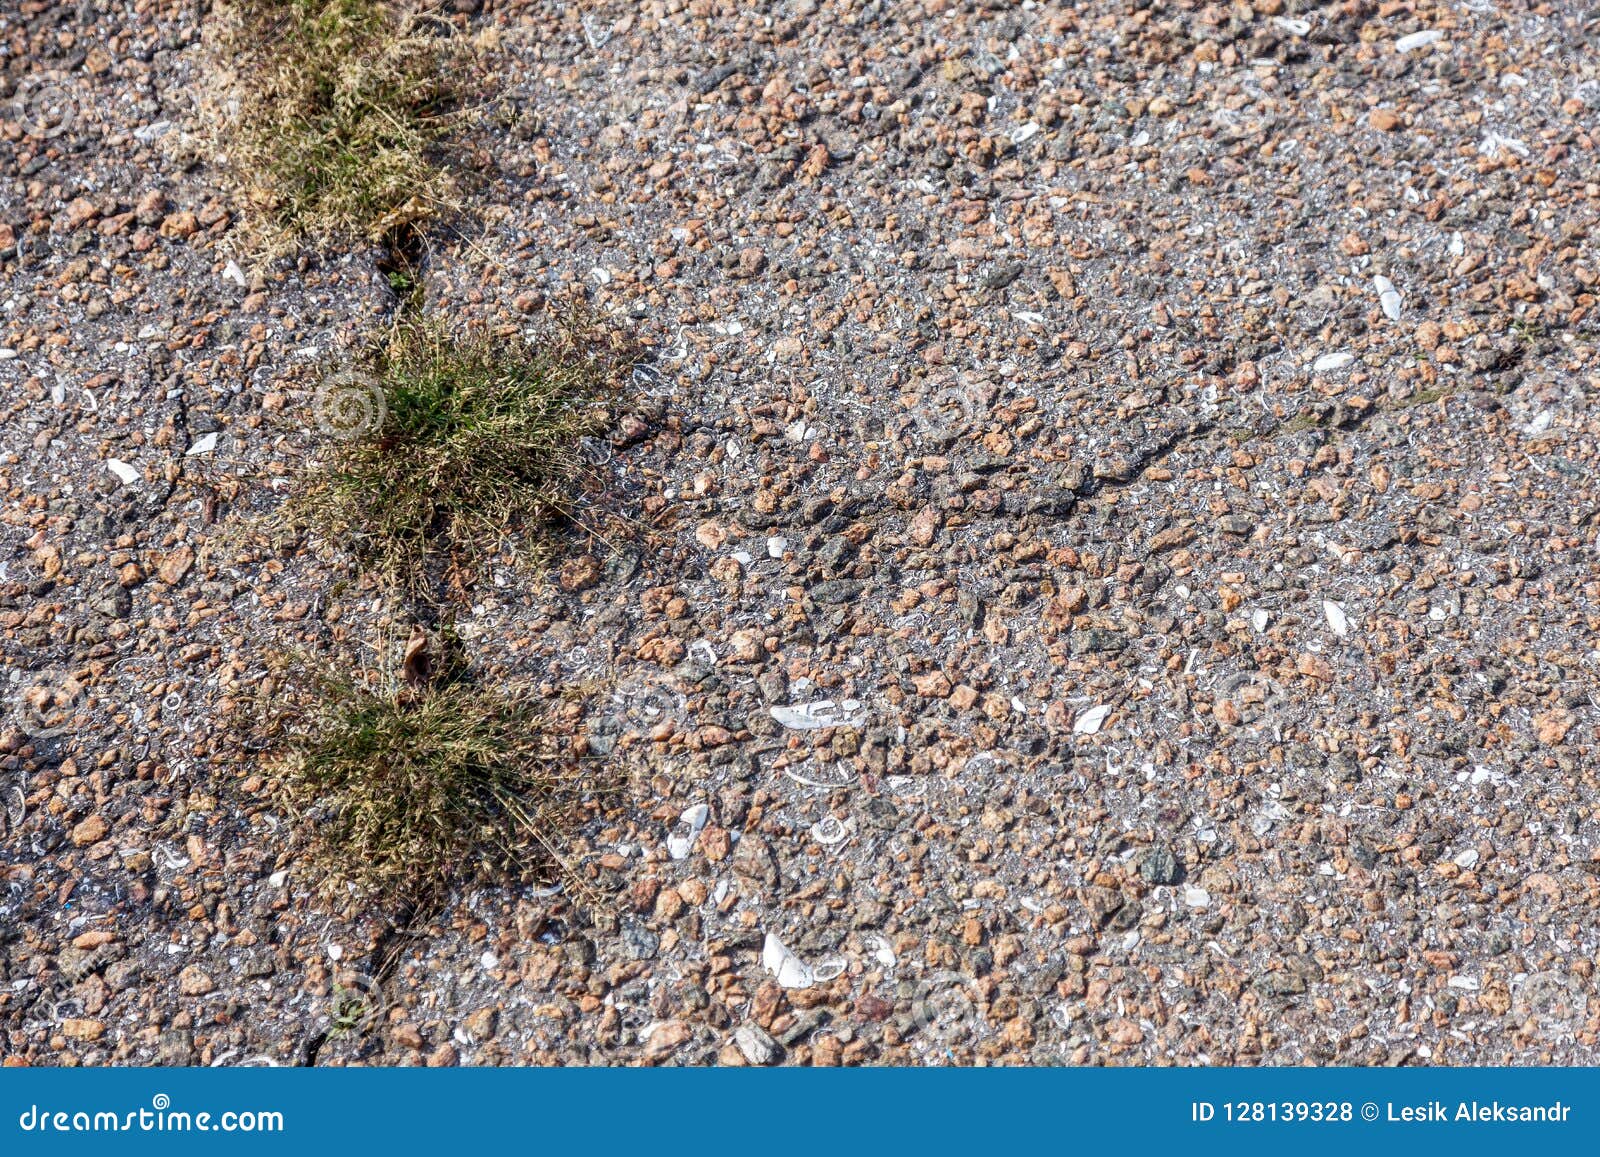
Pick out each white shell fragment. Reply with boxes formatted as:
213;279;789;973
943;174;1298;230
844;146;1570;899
761;933;816;989
1312;351;1355;373
186;432;219;457
106;459;141;486
1272;16;1310;35
1182;885;1211;909
1373;275;1402;322
223;260;247;288
810;958;847;983
666;803;709;860
769;699;867;730
1479;132;1529;158
1251;609;1271;634
1074;703;1113;735
809;814;854;846
1395;30;1442;53
782;762;856;789
1323;599;1351;638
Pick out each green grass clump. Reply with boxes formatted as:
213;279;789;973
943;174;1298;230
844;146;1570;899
262;657;591;899
213;0;464;246
292;317;628;593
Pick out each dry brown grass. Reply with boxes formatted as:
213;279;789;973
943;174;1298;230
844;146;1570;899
245;635;604;901
208;0;469;248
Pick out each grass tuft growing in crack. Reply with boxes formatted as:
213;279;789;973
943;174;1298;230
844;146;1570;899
209;0;467;248
250;641;599;901
288;315;631;595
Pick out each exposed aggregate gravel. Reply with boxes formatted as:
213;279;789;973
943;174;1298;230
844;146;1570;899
1;0;1599;1067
